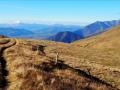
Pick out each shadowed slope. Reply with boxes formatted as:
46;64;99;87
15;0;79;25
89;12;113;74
47;31;83;43
0;38;16;89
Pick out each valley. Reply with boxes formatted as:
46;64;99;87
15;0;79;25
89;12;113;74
0;20;120;43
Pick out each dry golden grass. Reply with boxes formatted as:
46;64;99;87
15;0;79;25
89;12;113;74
0;25;120;90
71;25;120;88
4;43;117;90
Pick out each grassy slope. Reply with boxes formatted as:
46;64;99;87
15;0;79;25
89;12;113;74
1;25;120;89
72;25;120;88
72;25;120;68
2;39;116;90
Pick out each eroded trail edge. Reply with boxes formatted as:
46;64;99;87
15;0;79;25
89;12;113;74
0;38;16;90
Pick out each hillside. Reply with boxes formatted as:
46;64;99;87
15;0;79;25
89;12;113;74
0;39;117;90
47;31;83;43
72;25;120;88
73;25;120;49
0;26;120;89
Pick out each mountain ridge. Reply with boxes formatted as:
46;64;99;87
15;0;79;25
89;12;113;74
0;20;120;43
75;20;120;37
47;20;120;43
0;23;81;39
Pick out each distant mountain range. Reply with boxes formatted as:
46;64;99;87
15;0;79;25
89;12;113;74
0;28;34;37
0;20;120;43
0;23;81;39
47;20;120;43
74;20;120;37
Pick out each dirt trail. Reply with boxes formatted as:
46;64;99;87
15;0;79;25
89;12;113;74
0;38;16;90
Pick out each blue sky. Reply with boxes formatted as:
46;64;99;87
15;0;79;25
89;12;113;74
0;0;120;25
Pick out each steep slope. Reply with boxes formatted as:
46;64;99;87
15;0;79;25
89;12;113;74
75;20;120;37
47;31;83;43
